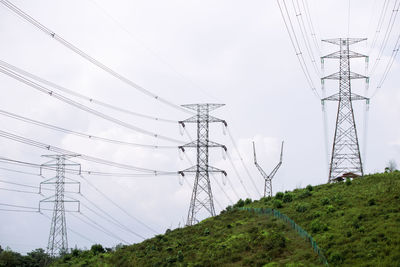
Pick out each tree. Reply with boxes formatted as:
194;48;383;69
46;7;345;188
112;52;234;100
385;160;397;173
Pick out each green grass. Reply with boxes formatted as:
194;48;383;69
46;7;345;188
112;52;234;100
52;172;400;267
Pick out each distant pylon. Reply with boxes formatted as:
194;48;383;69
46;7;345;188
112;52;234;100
321;38;369;183
179;104;227;226
253;141;283;197
39;154;81;257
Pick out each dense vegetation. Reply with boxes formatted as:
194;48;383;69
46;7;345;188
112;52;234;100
51;209;323;266
0;247;50;267
245;171;400;266
1;171;399;266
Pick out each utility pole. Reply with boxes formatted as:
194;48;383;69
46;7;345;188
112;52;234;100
253;141;283;197
321;38;369;183
179;104;227;226
39;154;81;257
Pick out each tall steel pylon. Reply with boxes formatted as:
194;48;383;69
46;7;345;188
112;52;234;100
39;154;81;257
321;38;369;183
179;104;227;226
253;141;283;197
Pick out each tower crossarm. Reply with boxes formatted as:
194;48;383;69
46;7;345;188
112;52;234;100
179;140;226;152
179;115;226;126
322;38;367;46
179;165;227;176
322;71;367;80
322;50;367;59
322;93;369;102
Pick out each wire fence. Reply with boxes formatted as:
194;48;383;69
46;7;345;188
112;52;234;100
240;207;329;266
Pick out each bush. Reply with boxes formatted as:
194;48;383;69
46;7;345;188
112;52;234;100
296;204;308;213
310;220;328;233
345;177;352;186
90;244;105;255
273;199;283;209
244;198;252;205
234;199;245;208
368;198;376;206
283;193;293;203
321;197;330;205
306;184;313;191
203;227;210;236
329;252;344;264
177;251;184;262
326;205;336;213
298;190;312;199
275;192;284;200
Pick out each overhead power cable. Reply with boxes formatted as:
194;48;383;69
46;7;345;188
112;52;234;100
369;0;400;76
80;175;159;235
371;30;400;97
0;109;177;149
0;130;177;174
291;0;321;77
0;0;194;115
0;187;38;194
0;60;178;123
41;212;96;244
0;202;37;210
227;127;262;198
300;0;321;55
0;156;176;178
0;64;184;144
80;196;145;240
368;0;391;55
277;0;321;99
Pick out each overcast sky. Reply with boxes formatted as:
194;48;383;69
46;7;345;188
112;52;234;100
0;0;399;254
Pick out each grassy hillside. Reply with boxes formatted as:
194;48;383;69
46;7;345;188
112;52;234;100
52;172;400;267
246;172;400;266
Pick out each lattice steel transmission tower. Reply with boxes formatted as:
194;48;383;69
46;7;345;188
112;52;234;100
253;141;283;197
39;154;81;257
321;38;369;183
179;104;227;226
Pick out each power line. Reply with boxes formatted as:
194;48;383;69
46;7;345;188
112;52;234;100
0;187;38;194
0;156;176;178
226;127;262;198
80;200;145;240
0;0;194;115
0;109;177;150
371;30;400;97
0;129;176;174
0;203;37;210
79;175;159;235
300;0;321;54
276;0;321;99
87;0;222;103
368;0;391;55
369;0;400;76
0;60;178;124
0;63;185;144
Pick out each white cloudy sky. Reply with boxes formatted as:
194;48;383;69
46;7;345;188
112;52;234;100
0;0;399;254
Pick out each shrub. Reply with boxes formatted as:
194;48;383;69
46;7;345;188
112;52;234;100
368;198;376;206
90;244;105;255
310;220;328;233
326;205;336;213
321;197;330;205
177;251;184;262
275;192;284;200
234;199;245;208
296;204;308;212
283;193;293;203
244;198;252;205
306;184;313;191
165;229;171;234
273;199;283;209
298;190;312;199
203;228;210;236
345;177;352;186
329;252;344;264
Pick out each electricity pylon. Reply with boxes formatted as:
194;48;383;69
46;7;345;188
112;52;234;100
253;141;283;197
179;104;227;226
321;38;369;183
39;154;81;257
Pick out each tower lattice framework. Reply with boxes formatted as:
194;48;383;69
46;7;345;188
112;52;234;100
321;38;369;183
253;141;283;197
179;104;227;226
39;154;81;257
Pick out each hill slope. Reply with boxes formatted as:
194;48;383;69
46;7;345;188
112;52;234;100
53;172;400;267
